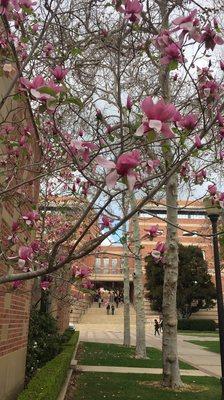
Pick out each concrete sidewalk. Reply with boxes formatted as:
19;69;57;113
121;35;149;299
77;365;209;376
76;322;221;378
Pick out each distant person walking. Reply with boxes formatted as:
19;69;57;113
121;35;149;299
111;304;115;315
154;319;160;336
106;304;110;315
115;296;119;308
98;296;102;308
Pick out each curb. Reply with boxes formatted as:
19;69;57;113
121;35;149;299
57;335;80;400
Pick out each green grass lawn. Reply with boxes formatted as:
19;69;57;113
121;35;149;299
178;331;218;337
73;373;220;400
77;341;194;369
188;340;220;354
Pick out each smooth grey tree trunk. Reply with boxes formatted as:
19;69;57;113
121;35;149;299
123;224;131;347
130;193;147;359
122;194;131;347
158;2;184;388
162;174;183;388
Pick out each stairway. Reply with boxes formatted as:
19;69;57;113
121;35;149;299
143;298;160;325
69;298;91;324
79;302;137;325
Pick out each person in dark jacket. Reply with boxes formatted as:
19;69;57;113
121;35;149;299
106;304;110;315
154;319;160;336
111;304;115;315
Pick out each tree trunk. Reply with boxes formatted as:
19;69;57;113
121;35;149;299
157;1;183;387
122;194;131;346
162;173;183;388
130;193;147;359
123;230;131;347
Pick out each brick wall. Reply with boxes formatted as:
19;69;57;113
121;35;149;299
0;20;40;399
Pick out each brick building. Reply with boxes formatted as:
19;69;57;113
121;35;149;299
91;200;218;313
0;22;41;400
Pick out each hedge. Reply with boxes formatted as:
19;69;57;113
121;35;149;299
178;319;216;331
18;331;79;400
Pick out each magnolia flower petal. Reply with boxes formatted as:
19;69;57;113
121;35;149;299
127;171;137;191
134;124;145;137
148;119;162;132
96;156;116;169
106;170;119;189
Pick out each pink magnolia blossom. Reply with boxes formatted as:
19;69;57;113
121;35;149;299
19;0;36;9
69;140;98;163
173;9;198;31
97;150;141;190
178;113;198;130
172;9;201;43
120;0;143;23
126;95;133;111
12;221;19;232
50;65;68;81
194;134;202;149
43;42;53;56
208;184;217;196
82;279;94;289
72;265;91;279
96;109;102;120
217;112;224;127
30;240;40;252
161;43;184;66
0;0;10;15
151;242;166;263
12;280;23;290
146;159;160;173
135;97;180;139
101;215;112;229
154;30;173;50
18;246;33;268
40;281;50;291
201;24;224;50
194;169;206;184
22;210;39;225
20;75;62;101
144;225;159;240
180;161;190;178
200;79;220;101
32;23;39;33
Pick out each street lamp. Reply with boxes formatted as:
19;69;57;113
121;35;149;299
204;197;224;399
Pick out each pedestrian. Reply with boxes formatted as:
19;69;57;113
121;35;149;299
115;297;119;308
111;304;115;315
106;304;110;315
98;296;102;308
154;319;160;336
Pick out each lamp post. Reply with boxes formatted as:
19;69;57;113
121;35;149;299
204;197;224;399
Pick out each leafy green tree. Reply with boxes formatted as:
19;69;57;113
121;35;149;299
145;245;216;318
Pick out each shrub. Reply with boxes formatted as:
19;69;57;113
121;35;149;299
178;319;216;331
60;327;75;344
26;310;62;378
18;332;79;400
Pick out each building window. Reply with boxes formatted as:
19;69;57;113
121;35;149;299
111;259;117;274
95;258;101;273
103;258;109;273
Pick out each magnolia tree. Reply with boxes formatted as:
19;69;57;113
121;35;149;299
0;0;224;388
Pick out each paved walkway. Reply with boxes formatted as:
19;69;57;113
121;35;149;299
76;322;221;378
78;365;209;376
